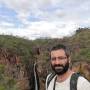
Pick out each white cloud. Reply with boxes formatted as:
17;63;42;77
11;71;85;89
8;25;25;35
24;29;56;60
0;21;14;27
0;21;78;40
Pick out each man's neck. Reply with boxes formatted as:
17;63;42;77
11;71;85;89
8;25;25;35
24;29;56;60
56;69;73;82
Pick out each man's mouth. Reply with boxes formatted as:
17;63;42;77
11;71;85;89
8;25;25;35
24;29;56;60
55;66;63;70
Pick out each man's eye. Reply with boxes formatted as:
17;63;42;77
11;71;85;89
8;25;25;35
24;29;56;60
58;57;67;60
51;57;56;61
51;57;67;61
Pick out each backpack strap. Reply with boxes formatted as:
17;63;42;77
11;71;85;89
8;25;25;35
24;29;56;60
46;73;56;89
70;73;81;90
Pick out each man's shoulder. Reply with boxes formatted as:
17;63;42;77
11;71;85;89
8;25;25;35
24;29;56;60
78;76;90;84
77;76;90;90
70;72;90;90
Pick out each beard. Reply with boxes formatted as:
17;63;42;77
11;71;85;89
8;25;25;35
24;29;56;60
51;61;69;75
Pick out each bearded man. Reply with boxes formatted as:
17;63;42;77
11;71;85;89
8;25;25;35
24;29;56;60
46;44;90;90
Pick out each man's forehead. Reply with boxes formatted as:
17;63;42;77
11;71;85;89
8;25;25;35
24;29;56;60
51;49;66;56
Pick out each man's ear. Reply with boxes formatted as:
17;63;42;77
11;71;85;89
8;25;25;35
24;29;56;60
68;56;71;64
68;56;72;69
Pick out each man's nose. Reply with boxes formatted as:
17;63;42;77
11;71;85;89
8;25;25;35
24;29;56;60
55;58;60;64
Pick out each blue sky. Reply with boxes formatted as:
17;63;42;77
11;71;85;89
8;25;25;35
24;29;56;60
0;0;90;40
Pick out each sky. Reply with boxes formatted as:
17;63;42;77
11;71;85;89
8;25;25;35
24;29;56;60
0;0;90;40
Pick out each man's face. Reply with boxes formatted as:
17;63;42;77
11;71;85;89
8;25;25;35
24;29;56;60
50;49;70;75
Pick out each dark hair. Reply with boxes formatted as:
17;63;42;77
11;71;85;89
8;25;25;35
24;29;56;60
50;44;71;58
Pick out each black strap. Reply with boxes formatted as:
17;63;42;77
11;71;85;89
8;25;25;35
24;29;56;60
70;73;80;90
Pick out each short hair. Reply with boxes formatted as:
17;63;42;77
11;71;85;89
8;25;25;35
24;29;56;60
50;44;71;58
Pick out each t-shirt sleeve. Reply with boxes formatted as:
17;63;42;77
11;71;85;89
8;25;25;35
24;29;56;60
77;76;90;90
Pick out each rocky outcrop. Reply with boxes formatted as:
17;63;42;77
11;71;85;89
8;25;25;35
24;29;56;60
72;61;90;80
0;48;34;90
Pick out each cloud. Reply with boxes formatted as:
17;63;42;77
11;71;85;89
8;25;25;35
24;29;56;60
0;21;78;40
1;0;90;22
0;21;15;28
0;0;90;40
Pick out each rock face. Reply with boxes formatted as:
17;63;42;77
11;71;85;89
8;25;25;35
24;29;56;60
0;48;35;90
72;61;90;80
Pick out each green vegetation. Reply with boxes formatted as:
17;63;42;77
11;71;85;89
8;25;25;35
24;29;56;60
0;35;34;64
0;28;90;62
0;35;35;90
0;64;17;90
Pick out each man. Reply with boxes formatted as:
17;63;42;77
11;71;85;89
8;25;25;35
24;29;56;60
46;44;90;90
